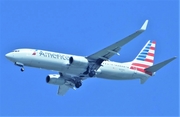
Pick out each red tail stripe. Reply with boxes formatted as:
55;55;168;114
136;67;144;72
130;67;153;76
147;53;154;57
132;63;150;68
145;59;154;63
136;68;153;76
150;47;155;50
152;41;156;44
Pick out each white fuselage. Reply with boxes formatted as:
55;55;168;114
6;49;150;81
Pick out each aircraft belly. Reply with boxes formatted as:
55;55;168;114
97;67;134;80
64;66;87;75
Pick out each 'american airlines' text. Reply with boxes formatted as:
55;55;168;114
39;51;69;60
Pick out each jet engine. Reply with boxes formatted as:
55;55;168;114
69;56;89;68
46;74;65;85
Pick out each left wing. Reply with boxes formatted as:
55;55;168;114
87;20;148;61
57;84;70;96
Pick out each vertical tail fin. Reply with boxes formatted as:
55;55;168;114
132;40;156;68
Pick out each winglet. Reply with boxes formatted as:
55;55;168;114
140;20;148;31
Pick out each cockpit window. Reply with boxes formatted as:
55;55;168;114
13;50;20;52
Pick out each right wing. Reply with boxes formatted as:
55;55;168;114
86;20;149;73
87;20;149;61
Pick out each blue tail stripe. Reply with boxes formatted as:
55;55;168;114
140;52;148;55
137;58;145;61
145;47;150;49
148;43;151;46
143;49;149;52
138;55;146;58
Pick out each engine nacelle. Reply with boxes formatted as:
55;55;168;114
69;56;89;68
46;74;65;85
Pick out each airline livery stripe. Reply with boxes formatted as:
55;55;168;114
139;53;154;57
143;49;149;52
137;58;153;63
145;58;153;63
136;67;146;73
148;50;155;53
151;44;156;47
137;58;145;61
132;60;153;66
148;53;154;57
132;63;150;68
147;44;151;46
138;55;146;58
140;52;148;55
145;47;150;49
150;47;155;50
144;49;149;51
152;41;156;44
136;68;153;76
146;56;154;60
145;46;155;51
130;67;153;76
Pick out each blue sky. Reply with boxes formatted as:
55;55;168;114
0;0;179;116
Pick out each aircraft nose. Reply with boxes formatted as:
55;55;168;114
5;53;14;60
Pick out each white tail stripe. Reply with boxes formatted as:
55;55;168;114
146;44;155;48
146;56;154;60
148;50;155;53
150;43;155;47
132;65;148;69
132;60;153;66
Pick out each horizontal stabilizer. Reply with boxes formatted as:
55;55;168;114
140;77;149;84
145;56;177;73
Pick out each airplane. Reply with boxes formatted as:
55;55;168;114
5;20;176;95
